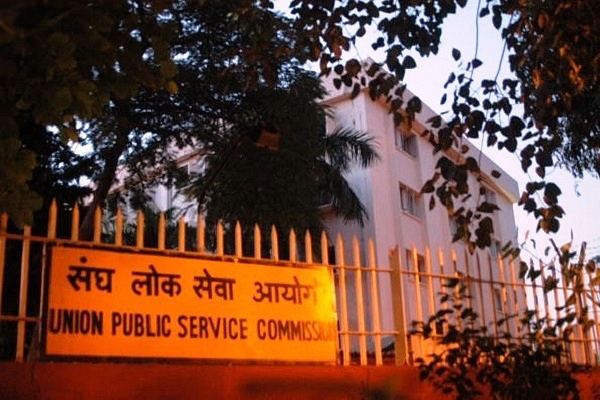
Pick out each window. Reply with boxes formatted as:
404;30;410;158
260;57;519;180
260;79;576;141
482;187;497;205
395;127;418;157
399;185;420;217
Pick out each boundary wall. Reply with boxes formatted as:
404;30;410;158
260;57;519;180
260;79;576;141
1;363;599;400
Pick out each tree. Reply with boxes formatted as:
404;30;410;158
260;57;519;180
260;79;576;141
185;69;378;256
282;0;599;249
0;1;179;226
2;0;598;247
60;3;376;250
77;2;323;234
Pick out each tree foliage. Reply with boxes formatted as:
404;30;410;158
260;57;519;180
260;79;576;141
184;70;378;256
0;1;178;226
79;3;378;246
413;240;596;399
1;0;598;247
283;0;599;248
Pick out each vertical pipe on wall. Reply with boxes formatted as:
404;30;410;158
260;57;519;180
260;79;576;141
389;246;408;365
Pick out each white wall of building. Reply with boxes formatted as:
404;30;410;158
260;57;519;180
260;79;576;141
320;76;522;343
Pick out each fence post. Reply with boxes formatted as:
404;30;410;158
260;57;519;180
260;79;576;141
389;246;408;365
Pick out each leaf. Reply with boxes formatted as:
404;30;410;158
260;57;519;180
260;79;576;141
427;115;443;128
492;5;502;29
543;276;558;293
165;80;178;94
543;182;561;205
527;267;541;280
585;260;596;274
444;72;456;88
444;278;460;288
421;179;436;194
403;55;417;69
345;58;362;77
519;261;528;279
471;58;482;69
465;157;480;172
350;82;361;99
477;202;500;214
159;59;177;78
523;198;537;213
452;48;461;61
52;87;73;112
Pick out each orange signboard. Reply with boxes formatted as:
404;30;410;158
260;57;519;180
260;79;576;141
44;246;338;363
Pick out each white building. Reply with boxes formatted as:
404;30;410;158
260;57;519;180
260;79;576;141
319;74;522;352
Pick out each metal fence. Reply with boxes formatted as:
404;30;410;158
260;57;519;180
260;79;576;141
1;201;599;366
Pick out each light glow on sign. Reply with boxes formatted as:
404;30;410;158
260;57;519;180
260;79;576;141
44;246;338;363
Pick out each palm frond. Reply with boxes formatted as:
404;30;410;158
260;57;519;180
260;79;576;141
318;161;369;225
323;127;380;171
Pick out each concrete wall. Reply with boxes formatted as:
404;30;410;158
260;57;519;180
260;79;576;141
1;363;599;400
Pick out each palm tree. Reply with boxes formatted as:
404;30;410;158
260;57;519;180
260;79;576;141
185;70;379;258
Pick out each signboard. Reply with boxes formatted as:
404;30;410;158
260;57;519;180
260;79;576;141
44;246;338;363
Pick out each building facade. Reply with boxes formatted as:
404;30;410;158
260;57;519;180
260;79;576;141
319;75;522;348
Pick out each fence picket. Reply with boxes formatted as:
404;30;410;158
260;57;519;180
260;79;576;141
136;210;144;248
235;221;242;258
178;216;186;251
289;229;297;262
71;203;79;241
270;226;278;261
305;230;312;264
115;208;123;246
216;221;224;256
352;236;367;365
93;207;102;244
368;240;383;365
336;234;350;366
254;224;261;259
197;213;205;253
320;232;328;265
158;212;165;250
